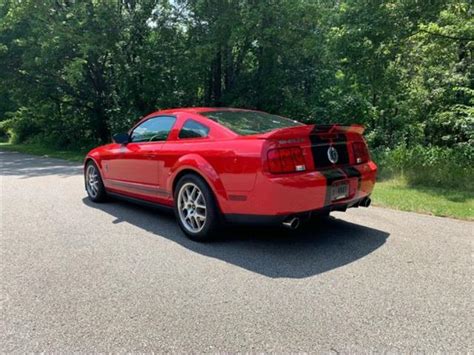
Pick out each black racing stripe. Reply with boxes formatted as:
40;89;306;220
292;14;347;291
341;166;362;190
333;133;346;143
309;131;330;169
311;124;335;133
333;133;349;166
309;133;330;144
320;168;346;183
310;131;350;168
319;168;346;205
341;166;361;179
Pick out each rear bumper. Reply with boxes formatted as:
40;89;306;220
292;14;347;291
218;161;377;217
224;195;371;225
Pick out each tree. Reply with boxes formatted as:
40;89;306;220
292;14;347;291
0;0;471;150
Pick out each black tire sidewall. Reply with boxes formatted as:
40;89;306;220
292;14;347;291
85;161;107;202
174;174;219;241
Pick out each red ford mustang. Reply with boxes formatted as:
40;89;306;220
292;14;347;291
84;108;377;241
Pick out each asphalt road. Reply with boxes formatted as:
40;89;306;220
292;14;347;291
1;150;472;352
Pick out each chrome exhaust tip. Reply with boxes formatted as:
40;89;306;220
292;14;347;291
282;217;300;230
360;197;372;207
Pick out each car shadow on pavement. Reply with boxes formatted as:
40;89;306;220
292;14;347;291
82;197;389;279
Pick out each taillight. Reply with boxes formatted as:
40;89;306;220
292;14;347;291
352;141;369;164
267;147;306;174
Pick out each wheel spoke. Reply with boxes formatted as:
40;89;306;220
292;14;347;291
188;186;194;202
195;191;201;203
195;211;205;219
185;187;192;203
177;182;207;233
193;215;202;228
190;216;198;229
86;165;101;198
195;192;206;210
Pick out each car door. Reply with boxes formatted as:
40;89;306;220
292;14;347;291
106;115;176;199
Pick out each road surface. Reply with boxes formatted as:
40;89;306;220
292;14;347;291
1;151;472;352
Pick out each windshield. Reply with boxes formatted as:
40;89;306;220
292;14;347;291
201;110;303;135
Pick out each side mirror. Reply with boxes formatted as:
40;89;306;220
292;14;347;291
112;133;130;144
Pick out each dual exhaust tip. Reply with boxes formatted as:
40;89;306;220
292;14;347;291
359;197;371;208
281;197;371;230
282;217;301;230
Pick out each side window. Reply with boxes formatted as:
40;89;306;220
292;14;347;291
179;119;210;139
130;116;176;142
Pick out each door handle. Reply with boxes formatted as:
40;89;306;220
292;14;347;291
146;153;157;159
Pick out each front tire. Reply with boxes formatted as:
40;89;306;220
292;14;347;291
174;174;220;241
85;161;107;202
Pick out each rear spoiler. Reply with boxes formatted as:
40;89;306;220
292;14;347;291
262;124;365;140
310;124;365;135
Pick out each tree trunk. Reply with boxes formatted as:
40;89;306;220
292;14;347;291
212;47;222;106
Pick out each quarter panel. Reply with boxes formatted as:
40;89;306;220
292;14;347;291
163;139;263;193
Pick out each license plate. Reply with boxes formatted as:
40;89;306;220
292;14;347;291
331;181;349;201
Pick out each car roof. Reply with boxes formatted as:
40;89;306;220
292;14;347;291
135;107;255;138
148;107;255;116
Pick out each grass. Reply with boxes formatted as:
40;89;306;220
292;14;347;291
1;142;472;220
372;178;473;220
0;142;86;162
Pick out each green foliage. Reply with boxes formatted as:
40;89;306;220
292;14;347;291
0;0;472;154
0;118;11;141
373;145;474;191
0;108;40;144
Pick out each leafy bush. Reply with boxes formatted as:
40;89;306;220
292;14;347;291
372;145;474;191
0;119;12;142
0;109;42;144
1;105;99;151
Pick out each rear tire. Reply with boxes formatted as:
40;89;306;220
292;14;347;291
85;161;107;202
320;210;330;218
174;174;220;241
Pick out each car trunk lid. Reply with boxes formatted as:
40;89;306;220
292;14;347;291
258;124;366;173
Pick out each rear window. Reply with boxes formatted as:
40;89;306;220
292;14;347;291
201;110;303;135
179;119;209;139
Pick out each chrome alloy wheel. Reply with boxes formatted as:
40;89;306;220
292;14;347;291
86;164;100;198
177;182;207;233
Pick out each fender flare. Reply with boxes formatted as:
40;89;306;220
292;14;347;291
168;154;227;201
84;153;103;173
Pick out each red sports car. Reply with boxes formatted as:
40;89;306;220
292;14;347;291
84;108;377;241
